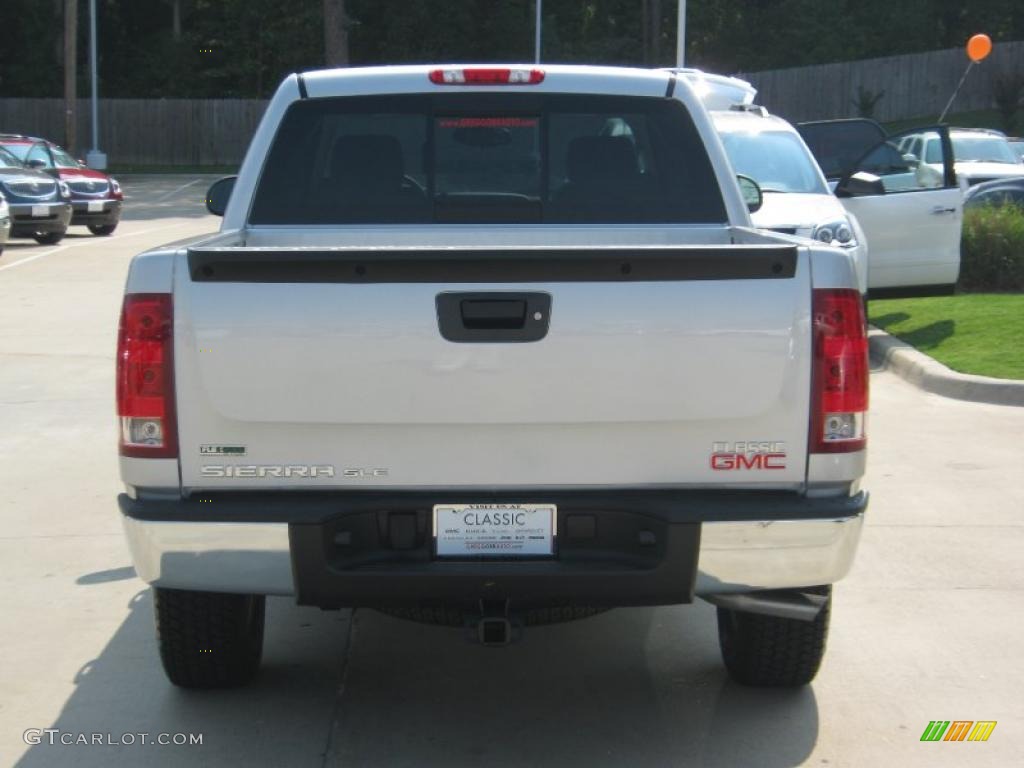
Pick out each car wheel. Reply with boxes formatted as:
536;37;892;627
716;585;831;687
154;587;265;689
88;224;117;236
33;231;65;245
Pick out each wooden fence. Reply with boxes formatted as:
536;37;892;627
740;40;1024;124
1;40;1022;166
0;97;268;166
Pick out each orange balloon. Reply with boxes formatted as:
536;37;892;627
966;33;992;62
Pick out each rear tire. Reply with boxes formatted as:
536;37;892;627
154;588;265;689
88;223;117;236
33;231;64;245
716;586;831;687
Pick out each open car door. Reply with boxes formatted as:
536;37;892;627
797;118;887;183
834;125;961;297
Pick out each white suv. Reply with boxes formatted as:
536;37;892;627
900;127;1024;187
712;109;868;294
679;71;964;296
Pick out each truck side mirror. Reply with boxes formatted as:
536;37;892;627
736;174;763;213
206;176;237;216
835;171;886;198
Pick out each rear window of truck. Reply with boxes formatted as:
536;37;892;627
249;93;726;225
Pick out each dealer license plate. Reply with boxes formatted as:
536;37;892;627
433;504;556;557
88;201;104;212
31;205;49;217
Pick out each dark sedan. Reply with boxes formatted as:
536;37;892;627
0;134;123;235
0;146;72;244
963;177;1024;210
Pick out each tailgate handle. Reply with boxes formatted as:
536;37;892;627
460;299;526;329
436;292;551;343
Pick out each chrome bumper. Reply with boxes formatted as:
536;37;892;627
122;512;864;597
694;513;863;594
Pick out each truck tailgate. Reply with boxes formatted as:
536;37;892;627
174;245;811;489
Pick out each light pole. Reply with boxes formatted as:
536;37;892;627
534;0;542;64
86;0;106;169
675;0;686;68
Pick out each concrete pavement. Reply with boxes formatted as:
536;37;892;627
1;178;1021;767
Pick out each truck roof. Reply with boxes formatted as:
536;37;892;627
710;109;794;134
297;64;679;100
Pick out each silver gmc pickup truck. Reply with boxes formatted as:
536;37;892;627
116;64;868;690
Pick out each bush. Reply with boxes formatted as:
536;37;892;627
959;204;1024;292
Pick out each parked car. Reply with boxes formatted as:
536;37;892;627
0;134;123;235
0;145;72;244
710;107;869;295
118;64;868;690
794;118;962;295
685;77;961;297
0;192;10;255
897;127;1024;187
1007;137;1024;161
963;177;1024;209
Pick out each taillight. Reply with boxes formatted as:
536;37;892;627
116;293;177;458
428;68;545;85
810;289;868;453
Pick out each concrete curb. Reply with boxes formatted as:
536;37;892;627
868;326;1024;407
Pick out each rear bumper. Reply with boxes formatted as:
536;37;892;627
119;490;866;606
70;198;122;226
8;202;72;235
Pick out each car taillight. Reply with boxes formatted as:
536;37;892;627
428;68;545;85
810;289;868;453
116;293;177;458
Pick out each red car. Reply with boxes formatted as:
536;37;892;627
0;134;123;235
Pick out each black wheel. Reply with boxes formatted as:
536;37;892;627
33;231;64;245
716;586;831;687
88;223;117;236
153;588;265;689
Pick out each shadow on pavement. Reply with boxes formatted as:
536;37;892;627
15;596;818;768
326;605;818;768
15;591;350;768
75;567;136;586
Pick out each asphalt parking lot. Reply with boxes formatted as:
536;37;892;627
1;176;1022;767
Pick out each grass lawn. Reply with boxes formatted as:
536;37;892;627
869;294;1024;380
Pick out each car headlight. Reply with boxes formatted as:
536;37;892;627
110;178;121;195
813;218;857;247
58;180;71;199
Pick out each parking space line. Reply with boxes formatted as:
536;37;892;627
0;246;70;274
0;222;198;274
153;178;203;203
